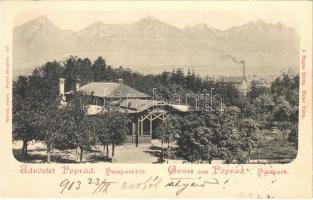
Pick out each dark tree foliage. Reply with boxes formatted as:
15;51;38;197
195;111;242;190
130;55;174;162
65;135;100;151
288;125;298;149
28;61;63;106
271;73;299;106
12;76;29;113
247;80;271;101
243;73;299;132
238;118;258;162
211;108;251;163
175;113;219;163
62;56;93;90
37;99;66;162
155;116;181;159
12;55;299;163
174;109;258;164
18;56;243;107
59;93;97;162
90;112;131;159
13;61;63;156
92;114;110;158
12;110;38;156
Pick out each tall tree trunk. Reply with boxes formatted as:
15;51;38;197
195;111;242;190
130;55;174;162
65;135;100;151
248;151;251;163
106;144;109;158
47;144;51;163
80;147;83;163
22;140;28;156
112;143;115;157
25;141;28;154
167;141;170;159
103;145;107;160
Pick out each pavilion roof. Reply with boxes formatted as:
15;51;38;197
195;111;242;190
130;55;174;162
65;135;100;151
118;99;189;113
77;82;149;98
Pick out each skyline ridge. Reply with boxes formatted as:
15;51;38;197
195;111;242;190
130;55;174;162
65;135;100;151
15;15;297;34
13;14;299;79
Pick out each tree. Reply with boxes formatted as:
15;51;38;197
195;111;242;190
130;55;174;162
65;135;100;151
238;118;258;162
270;74;299;147
171;68;185;85
175;108;257;164
254;94;274;125
106;112;130;159
62;56;94;90
155;116;180;160
92;56;107;82
77;116;98;162
37;99;65;162
12;76;35;156
176;114;219;163
93;114;111;159
273;96;291;122
271;73;299;106
248;80;270;101
12;75;52;156
61;93;97;163
12;76;29;113
241;102;257;120
13;110;38;156
28;61;63;106
213;109;243;163
288;125;298;149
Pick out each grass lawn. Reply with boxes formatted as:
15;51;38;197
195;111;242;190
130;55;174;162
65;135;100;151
13;129;297;164
250;130;297;161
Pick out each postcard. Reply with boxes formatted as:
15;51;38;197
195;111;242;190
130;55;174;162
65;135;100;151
0;1;312;198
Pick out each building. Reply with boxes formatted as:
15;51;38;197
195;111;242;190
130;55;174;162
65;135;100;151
59;78;188;146
220;76;249;96
220;61;249;96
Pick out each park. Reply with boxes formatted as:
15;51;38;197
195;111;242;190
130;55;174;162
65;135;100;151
13;56;298;164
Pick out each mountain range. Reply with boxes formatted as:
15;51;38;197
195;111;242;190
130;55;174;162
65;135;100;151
13;15;299;78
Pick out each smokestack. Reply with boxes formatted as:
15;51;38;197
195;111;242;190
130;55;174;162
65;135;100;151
59;78;65;101
227;54;247;79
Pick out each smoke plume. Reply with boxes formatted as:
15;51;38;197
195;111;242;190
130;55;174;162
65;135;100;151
227;54;244;65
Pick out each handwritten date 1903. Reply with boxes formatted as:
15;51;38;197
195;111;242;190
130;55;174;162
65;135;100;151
59;178;117;194
60;179;81;194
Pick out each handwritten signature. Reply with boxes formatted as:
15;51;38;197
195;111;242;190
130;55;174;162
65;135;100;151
59;176;220;196
165;177;219;196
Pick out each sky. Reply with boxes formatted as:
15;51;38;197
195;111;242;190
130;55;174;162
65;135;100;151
14;9;299;32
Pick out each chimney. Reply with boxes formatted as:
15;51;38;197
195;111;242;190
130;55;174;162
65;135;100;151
75;78;81;91
118;78;123;85
59;78;65;101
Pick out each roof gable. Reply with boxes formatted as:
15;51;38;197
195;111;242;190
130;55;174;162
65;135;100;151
221;76;246;83
78;82;149;98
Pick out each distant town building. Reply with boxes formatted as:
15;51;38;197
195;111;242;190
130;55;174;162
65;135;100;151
219;60;250;96
220;76;249;96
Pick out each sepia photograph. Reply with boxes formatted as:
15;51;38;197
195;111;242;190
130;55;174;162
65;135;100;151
0;1;312;198
12;11;299;165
